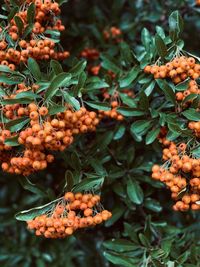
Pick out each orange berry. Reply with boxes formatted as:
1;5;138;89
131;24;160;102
64;192;75;202
84;208;93;217
39;107;48;116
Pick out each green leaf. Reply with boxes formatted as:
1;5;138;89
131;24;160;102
0;75;23;85
89;159;107;176
169;11;184;41
48;105;66;115
45;72;72;101
182;109;200;121
10;0;19;7
114;125;126;140
138;233;150;247
192;147;200;158
103;252;137;267
44;29;60;37
85;101;111;111
144;198;162;212
119;66;140;88
19;177;47;198
155;34;167;59
8;6;18;22
145;127;160;145
23;24;34;38
177;251;190;264
123;223;140;243
156;26;166;39
101;55;121;74
94;131;114;151
139;92;149;111
73;72;87;96
120;42;133;65
15;198;60;221
86;79;109;91
36;259;46;267
1;98;33;105
175;79;189;91
69;60;87;76
156;79;176;105
64;170;74;191
4;135;19;146
58;0;69;5
0;65;15;74
73;177;104;192
6;117;30;133
15;91;39;100
127;178;144;205
14;16;24;35
27;58;41;81
144;80;156;96
167;129;181;140
131;120;152;136
50;60;63;75
141;28;152;49
0;88;6;97
70;152;81;171
103;239;138;252
117;107;145;117
118;93;136;108
0;14;7;19
63;92;80;110
161;239;173;256
182;94;198;105
167;122;186;136
27;2;35;24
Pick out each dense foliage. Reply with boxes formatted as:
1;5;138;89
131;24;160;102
0;0;200;266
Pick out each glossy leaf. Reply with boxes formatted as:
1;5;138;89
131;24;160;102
127;178;144;205
45;72;72;101
27;58;42;81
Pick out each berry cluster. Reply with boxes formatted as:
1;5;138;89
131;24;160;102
144;56;200;84
98;89;135;121
89;65;116;78
0;0;69;70
0;104;100;175
176;80;200;102
2;149;54;175
101;88;135;100
9;0;65;37
152;140;200;211
80;48;100;61
79;47;101;75
27;192;112;238
103;27;123;43
99;101;124;121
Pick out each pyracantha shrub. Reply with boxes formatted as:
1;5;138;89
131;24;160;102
0;0;200;267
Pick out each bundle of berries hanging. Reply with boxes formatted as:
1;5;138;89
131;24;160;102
176;80;200;102
26;192;112;238
103;26;123;43
98;101;124;121
152;138;200;211
144;56;200;84
0;104;100;176
0;0;69;71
